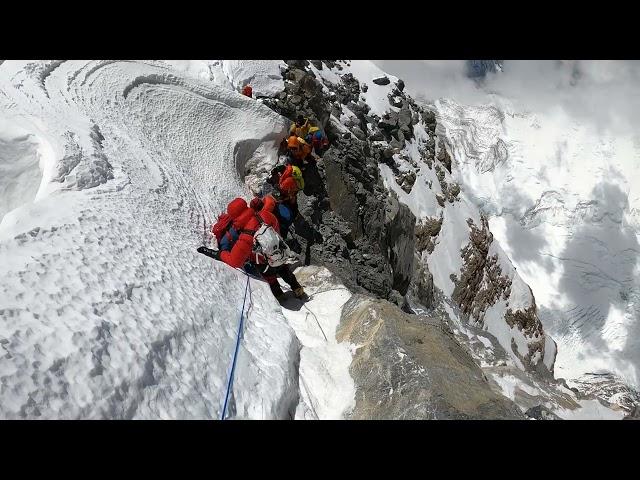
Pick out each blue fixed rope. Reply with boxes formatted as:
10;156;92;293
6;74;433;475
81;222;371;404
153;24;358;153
220;275;251;420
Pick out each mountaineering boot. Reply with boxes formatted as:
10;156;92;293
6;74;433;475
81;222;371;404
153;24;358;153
197;246;220;260
293;286;308;301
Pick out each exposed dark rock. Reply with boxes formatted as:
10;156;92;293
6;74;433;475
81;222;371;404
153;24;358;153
422;110;437;131
262;64;330;129
372;76;390;86
413;261;435;308
437;139;452;173
383;147;395;159
395;170;416;193
287;68;307;83
505;304;544;340
352;127;366;141
415;217;442;252
525;405;561;420
384;192;415;294
398;105;412;128
388;95;403;108
624;405;640;420
378;111;398;131
451;216;511;323
284;60;309;69
275;129;415;301
370;130;384;142
450;216;552;374
389;137;405;150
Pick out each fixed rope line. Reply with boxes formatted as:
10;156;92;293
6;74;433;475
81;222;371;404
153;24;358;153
303;304;328;342
220;274;251;420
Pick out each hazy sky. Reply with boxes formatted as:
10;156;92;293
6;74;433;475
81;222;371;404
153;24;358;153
373;60;640;136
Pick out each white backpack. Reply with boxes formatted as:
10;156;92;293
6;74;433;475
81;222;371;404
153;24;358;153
253;223;297;268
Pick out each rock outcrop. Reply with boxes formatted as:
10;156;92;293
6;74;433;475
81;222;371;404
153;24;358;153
337;296;524;419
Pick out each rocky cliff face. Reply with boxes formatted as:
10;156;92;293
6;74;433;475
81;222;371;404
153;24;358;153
263;61;416;308
257;59;564;416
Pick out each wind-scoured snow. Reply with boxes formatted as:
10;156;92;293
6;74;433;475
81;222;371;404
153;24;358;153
0;60;301;419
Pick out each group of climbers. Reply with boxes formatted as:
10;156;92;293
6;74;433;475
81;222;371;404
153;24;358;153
282;115;329;167
198;107;330;304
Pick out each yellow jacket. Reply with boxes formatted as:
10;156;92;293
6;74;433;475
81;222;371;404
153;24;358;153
289;118;320;138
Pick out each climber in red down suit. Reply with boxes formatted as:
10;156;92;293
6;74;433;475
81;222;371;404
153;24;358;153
200;197;307;301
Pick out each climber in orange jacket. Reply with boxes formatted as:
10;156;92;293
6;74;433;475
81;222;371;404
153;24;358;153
286;135;314;167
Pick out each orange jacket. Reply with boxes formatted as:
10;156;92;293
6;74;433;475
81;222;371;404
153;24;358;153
290;139;312;161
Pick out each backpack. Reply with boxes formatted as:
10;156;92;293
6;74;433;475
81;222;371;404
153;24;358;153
211;213;240;252
290;165;305;190
253;223;296;268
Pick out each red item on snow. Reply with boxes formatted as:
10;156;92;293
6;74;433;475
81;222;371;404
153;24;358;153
242;85;253;97
211;213;234;243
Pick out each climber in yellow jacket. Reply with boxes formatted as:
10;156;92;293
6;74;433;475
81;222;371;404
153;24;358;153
289;114;328;156
289;114;318;138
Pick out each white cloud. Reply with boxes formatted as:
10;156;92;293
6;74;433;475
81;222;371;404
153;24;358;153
374;60;640;136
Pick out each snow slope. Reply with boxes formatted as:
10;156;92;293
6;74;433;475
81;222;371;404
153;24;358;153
0;60;305;419
434;95;640;389
277;266;356;419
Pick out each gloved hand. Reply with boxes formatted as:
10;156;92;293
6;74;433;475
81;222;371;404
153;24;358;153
197;246;221;260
